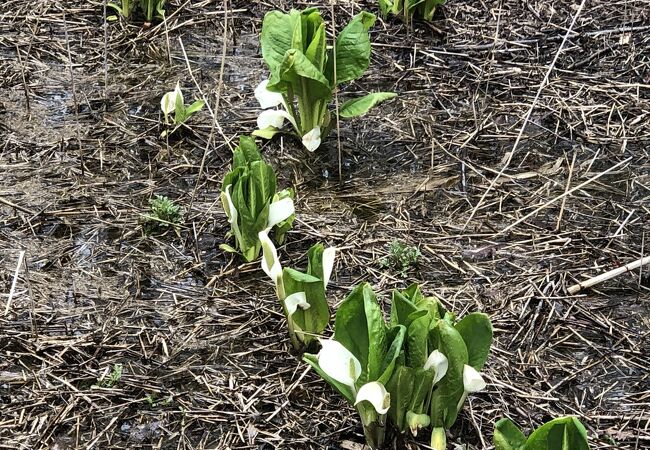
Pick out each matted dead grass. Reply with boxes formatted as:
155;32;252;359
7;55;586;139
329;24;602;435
0;1;648;449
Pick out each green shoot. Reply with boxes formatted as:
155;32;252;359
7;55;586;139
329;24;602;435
381;240;421;276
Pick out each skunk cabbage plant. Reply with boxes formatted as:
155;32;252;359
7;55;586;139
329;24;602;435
385;284;493;449
254;8;396;151
220;136;295;262
160;83;204;132
259;230;335;350
304;283;406;449
379;0;446;22
109;0;165;21
494;416;590;450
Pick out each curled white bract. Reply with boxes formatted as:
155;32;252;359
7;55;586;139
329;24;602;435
284;292;310;317
267;197;295;229
255;79;284;109
161;82;183;115
322;247;336;288
462;364;486;393
301;127;321;152
259;228;282;286
317;339;361;390
354;381;390;415
257;109;292;131
423;350;448;385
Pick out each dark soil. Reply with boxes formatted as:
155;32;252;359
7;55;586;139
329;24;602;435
1;0;648;449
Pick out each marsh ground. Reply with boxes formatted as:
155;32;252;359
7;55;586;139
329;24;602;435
0;0;649;449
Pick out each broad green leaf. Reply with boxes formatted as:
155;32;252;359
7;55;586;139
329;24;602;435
328;12;376;85
363;285;389;382
282;267;329;344
454;312;493;371
261;10;302;74
185;100;204;116
334;283;388;384
334;284;371;378
339;92;397;118
377;324;406;384
386;365;415;432
526;417;590;450
406;312;431;368
389;289;419;327
429;319;468;428
494;418;527;450
303;353;355;404
268;49;332;100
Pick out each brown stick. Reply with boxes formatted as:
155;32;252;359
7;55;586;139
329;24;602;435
567;255;650;295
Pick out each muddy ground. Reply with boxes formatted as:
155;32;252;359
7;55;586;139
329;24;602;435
0;0;649;449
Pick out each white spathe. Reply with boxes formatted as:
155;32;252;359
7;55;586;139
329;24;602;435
255;79;284;109
354;381;391;415
266;197;295;229
301;127;321;152
161;82;183;115
284;292;310;317
220;185;240;238
462;365;486;393
259;229;282;286
424;350;449;385
257;108;293;131
322;247;336;288
317;339;361;390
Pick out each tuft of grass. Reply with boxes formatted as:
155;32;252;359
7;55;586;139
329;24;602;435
144;195;183;232
97;363;122;388
380;240;421;276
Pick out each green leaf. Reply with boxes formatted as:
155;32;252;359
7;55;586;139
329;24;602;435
386;365;415;432
268;49;332;100
454;312;493;371
526;417;590;450
261;10;302;74
429;319;468;429
339;92;397;118
389;289;419;327
328;12;376;85
282;267;329;345
378;324;406;384
334;283;388;384
185;99;204;117
406;312;431;368
494;418;527;450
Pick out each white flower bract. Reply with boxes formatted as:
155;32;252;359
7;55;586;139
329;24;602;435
259;228;282;286
354;381;391;415
462;364;486;393
423;350;448;385
301;127;321;152
255;79;284;109
322;247;336;288
284;292;310;317
317;339;361;390
257;109;292;131
266;197;295;229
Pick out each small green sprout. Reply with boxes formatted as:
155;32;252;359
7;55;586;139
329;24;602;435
145;393;173;408
109;0;166;22
379;0;446;23
381;240;421;276
98;363;123;388
160;83;205;135
144;195;183;232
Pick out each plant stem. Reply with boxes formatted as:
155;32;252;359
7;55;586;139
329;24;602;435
357;404;386;450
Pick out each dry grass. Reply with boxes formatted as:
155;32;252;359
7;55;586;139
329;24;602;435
0;0;648;449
